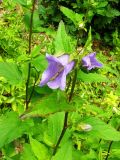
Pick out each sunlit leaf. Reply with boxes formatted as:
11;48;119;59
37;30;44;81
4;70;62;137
32;55;47;72
20;143;37;160
52;140;72;160
21;93;75;119
83;27;92;54
82;117;120;141
77;70;109;83
45;112;64;146
13;0;27;6
0;112;33;148
60;6;84;26
0;62;23;85
30;137;50;160
55;21;75;54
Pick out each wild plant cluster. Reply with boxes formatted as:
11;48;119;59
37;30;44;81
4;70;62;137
0;0;120;160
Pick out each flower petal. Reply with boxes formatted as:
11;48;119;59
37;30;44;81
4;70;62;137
40;54;63;86
40;62;63;86
82;56;91;67
60;71;66;90
87;65;95;70
57;54;69;66
82;52;103;70
89;52;96;58
93;61;103;68
47;71;63;89
46;53;61;65
65;61;75;75
90;56;103;68
95;61;103;67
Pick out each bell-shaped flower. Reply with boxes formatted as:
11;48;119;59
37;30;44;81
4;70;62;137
40;53;75;90
82;52;103;70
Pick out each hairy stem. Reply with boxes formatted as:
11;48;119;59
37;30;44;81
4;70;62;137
26;0;36;109
53;69;77;155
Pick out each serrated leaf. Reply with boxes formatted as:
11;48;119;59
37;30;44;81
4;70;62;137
0;112;33;148
82;117;120;141
21;93;75;119
30;137;50;160
52;140;72;160
0;62;22;85
54;21;75;54
60;6;83;26
77;70;109;83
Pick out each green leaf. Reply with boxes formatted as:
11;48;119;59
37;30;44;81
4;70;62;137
95;1;108;8
24;11;42;30
52;140;72;160
34;86;53;95
13;0;27;6
0;112;33;148
45;112;64;145
54;21;75;54
0;62;23;85
73;149;97;160
83;27;92;54
60;6;84;26
77;70;109;83
31;45;41;57
32;55;47;72
20;144;37;160
82;117;120;141
21;93;75;119
30;137;50;160
105;6;120;17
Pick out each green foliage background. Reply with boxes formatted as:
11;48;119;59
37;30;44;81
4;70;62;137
0;0;120;160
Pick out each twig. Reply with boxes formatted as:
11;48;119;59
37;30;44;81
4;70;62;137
53;69;77;155
25;0;36;109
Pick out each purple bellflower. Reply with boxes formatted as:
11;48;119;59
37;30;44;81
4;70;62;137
40;54;75;90
82;52;103;70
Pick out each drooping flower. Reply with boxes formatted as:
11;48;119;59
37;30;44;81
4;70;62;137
82;52;103;70
40;53;75;90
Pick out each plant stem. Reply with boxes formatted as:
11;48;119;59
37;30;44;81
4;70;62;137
66;77;71;93
28;77;37;103
53;69;77;156
52;112;68;155
105;125;120;160
25;0;36;109
69;69;77;102
105;141;113;160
